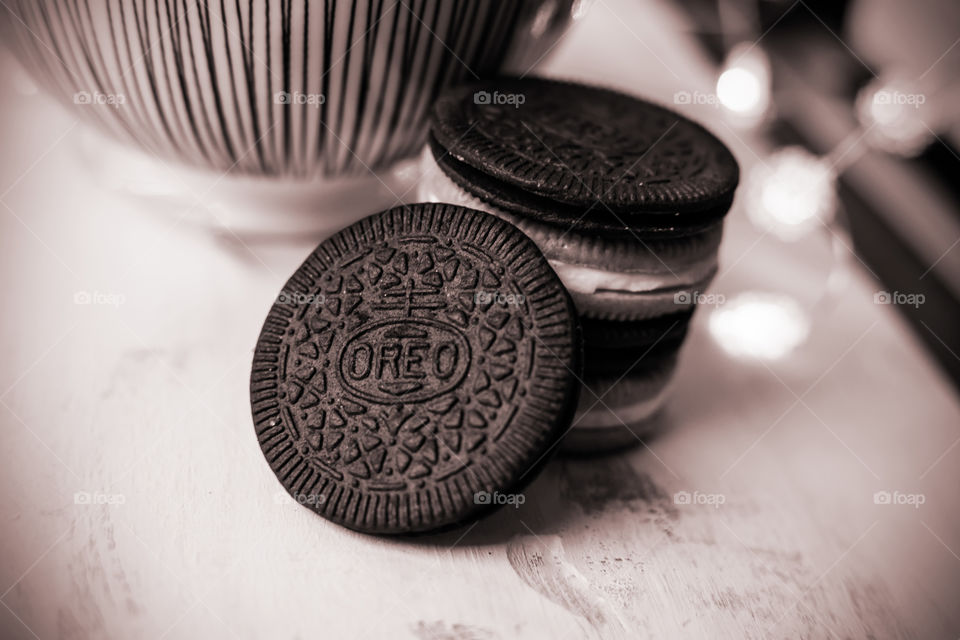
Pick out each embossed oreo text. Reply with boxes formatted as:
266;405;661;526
338;319;470;404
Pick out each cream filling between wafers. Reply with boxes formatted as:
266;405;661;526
549;259;716;295
417;147;718;296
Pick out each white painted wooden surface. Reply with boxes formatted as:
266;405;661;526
2;1;959;638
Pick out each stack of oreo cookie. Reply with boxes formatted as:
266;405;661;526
421;77;739;453
249;79;739;535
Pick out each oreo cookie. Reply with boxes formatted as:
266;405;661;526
250;203;580;534
421;77;738;452
422;78;737;321
565;355;679;455
429;76;738;238
581;311;693;350
580;311;692;377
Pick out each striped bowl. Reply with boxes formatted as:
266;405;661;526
1;0;573;179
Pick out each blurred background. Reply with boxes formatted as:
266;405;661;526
676;0;960;387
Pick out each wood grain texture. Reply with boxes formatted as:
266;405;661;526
1;1;959;638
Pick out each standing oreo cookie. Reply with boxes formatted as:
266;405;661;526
251;204;580;534
420;77;739;452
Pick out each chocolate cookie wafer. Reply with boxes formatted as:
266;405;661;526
251;203;580;533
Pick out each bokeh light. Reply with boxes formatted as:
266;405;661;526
744;146;837;241
717;44;771;122
709;292;811;360
855;76;936;157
